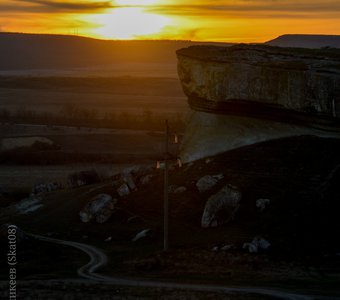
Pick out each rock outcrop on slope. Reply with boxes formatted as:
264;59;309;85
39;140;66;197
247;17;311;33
266;34;340;49
201;184;242;228
79;194;116;223
177;44;340;162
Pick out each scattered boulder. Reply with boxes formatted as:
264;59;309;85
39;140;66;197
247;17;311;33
79;194;116;223
243;237;271;253
256;198;271;212
16;196;43;214
127;216;139;223
221;244;236;251
139;174;153;185
122;174;137;191
113;165;154;195
32;182;62;195
104;236;112;242
201;184;242;228
89;194;114;211
168;185;187;194
122;165;153;185
196;174;224;193
68;169;100;188
79;211;92;223
132;229;151;242
168;185;177;193
173;186;187;194
117;183;130;197
211;244;236;252
123;165;153;178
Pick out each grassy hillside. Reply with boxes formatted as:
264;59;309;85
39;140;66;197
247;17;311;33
266;34;340;48
3;135;340;254
1;135;340;291
0;33;231;70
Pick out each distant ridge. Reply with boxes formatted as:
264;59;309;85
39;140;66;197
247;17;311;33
0;32;231;71
266;34;340;49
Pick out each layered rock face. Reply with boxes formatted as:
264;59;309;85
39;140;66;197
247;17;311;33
177;44;340;162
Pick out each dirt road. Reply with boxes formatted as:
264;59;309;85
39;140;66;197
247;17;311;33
29;234;340;300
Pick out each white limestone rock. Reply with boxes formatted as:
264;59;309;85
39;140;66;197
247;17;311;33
221;244;235;251
80;194;116;223
201;184;241;228
173;186;187;194
132;229;151;242
140;174;153;185
16;196;43;214
117;183;130;197
256;198;271;212
196;174;224;193
243;237;271;253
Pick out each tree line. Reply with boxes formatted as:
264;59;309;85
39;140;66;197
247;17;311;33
0;105;186;132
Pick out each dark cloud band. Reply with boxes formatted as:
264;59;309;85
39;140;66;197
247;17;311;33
146;2;340;16
1;0;339;17
13;0;113;12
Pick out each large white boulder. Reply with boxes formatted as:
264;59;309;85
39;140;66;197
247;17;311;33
89;194;114;212
201;184;241;228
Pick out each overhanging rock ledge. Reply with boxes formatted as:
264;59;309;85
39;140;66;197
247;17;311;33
176;44;340;162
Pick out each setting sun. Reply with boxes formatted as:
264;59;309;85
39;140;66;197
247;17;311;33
89;7;171;39
115;0;158;6
0;0;340;42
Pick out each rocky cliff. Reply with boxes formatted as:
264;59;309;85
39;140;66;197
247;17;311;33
177;44;340;162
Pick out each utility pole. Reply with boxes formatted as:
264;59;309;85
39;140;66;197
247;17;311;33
158;120;181;251
163;120;169;251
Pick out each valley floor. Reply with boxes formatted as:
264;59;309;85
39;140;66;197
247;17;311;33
1;135;340;299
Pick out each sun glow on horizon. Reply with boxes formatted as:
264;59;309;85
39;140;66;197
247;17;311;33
89;7;171;39
115;0;158;6
1;0;340;43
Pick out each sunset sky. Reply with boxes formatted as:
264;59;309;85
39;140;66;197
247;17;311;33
1;0;339;42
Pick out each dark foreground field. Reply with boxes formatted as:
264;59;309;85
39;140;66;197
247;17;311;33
1;136;340;298
0;75;188;131
0;123;180;193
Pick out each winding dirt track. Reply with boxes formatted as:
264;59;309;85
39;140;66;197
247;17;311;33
29;234;339;300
